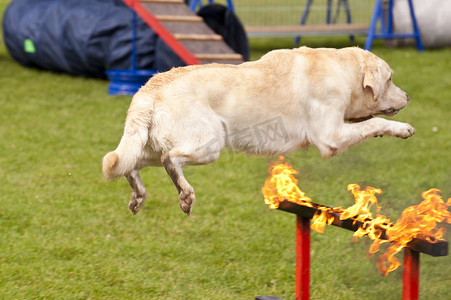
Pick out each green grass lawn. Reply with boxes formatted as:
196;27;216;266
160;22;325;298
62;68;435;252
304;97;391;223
1;2;450;299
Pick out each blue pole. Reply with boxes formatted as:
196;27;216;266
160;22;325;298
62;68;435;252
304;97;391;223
294;0;314;44
364;0;383;51
407;0;424;51
343;0;354;41
226;0;235;12
387;0;394;34
189;0;201;12
326;0;332;24
344;0;351;24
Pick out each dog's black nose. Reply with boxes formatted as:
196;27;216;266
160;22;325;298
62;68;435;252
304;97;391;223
406;93;410;101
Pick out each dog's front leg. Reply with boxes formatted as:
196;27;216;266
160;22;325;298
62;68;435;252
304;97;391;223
126;170;147;214
318;117;415;158
349;117;415;140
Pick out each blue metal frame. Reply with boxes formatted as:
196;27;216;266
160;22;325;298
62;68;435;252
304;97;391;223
364;0;423;51
295;0;353;44
332;0;352;24
299;0;314;27
106;10;157;96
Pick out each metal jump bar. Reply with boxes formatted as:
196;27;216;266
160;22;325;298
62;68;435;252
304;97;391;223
257;200;448;300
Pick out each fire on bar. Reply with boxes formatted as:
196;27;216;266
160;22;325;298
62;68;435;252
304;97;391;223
262;157;451;276
276;199;448;257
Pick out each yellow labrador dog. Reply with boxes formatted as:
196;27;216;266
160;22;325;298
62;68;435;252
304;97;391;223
103;47;414;215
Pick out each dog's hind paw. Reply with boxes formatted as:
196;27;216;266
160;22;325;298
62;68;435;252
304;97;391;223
128;192;146;215
179;187;195;216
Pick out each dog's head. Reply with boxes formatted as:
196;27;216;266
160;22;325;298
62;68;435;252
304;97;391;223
348;51;410;122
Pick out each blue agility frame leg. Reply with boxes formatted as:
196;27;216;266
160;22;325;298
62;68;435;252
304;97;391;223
364;0;423;51
106;10;157;95
332;0;352;24
294;0;314;44
333;0;354;41
295;0;352;44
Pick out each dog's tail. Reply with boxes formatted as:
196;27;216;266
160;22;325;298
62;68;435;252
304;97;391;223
102;151;121;180
102;124;149;180
102;93;152;180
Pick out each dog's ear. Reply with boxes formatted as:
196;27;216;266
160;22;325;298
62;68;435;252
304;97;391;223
363;65;380;102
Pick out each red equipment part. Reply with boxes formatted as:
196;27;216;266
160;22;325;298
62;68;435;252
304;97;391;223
295;216;310;300
402;248;420;300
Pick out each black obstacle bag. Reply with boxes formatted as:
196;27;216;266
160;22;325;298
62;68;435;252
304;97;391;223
197;3;249;61
2;0;185;78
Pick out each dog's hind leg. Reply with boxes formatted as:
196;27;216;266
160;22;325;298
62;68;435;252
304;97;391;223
161;145;221;215
126;169;147;214
161;153;194;215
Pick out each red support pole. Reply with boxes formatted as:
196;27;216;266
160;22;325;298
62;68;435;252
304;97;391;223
402;248;420;300
295;216;310;300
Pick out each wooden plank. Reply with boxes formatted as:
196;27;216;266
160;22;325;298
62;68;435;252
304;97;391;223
156;15;203;22
174;33;223;41
141;2;192;16
140;0;184;3
195;53;243;60
160;21;217;35
122;0;199;65
180;40;237;54
246;24;369;33
245;24;369;38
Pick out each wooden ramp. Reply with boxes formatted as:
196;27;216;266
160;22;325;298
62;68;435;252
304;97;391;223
124;0;244;66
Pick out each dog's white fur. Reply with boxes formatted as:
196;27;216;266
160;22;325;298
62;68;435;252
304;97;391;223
102;47;414;215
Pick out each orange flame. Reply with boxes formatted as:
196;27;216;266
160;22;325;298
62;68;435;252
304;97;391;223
311;207;335;233
262;158;451;276
368;189;451;275
341;184;382;221
262;156;312;209
342;184;392;242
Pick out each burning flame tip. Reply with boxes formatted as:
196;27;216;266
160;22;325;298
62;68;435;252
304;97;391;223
262;157;312;209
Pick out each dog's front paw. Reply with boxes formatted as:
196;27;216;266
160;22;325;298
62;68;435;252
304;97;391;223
179;187;195;216
389;122;415;139
128;191;147;215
